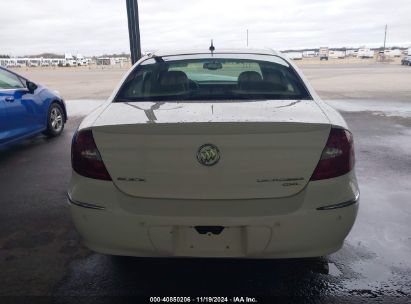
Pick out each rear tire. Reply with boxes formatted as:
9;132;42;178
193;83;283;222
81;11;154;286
44;103;65;137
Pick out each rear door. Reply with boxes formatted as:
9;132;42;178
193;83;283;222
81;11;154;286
0;69;40;143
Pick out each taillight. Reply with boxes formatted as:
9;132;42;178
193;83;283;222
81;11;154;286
71;129;112;181
310;128;355;181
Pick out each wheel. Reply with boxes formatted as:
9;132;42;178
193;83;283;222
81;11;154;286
44;103;65;137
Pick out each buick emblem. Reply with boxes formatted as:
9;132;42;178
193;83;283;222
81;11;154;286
197;144;220;166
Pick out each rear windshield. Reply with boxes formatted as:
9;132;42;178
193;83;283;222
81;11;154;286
115;55;311;102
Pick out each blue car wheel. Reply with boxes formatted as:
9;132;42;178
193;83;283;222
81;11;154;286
44;103;65;137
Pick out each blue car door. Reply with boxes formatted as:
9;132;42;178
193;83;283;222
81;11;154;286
20;86;45;130
0;96;7;143
0;69;40;143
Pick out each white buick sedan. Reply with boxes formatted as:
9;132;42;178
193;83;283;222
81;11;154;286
68;49;359;258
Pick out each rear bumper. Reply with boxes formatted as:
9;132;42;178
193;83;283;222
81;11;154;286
68;193;359;258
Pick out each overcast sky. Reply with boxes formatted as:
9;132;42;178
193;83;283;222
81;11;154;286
1;0;410;56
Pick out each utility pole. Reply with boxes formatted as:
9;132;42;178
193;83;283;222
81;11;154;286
126;0;142;64
383;24;387;53
246;29;249;47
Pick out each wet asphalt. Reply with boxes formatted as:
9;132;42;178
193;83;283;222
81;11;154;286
0;102;410;303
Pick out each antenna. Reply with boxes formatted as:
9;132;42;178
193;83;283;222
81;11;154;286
209;39;215;55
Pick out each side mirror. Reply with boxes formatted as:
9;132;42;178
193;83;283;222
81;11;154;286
26;81;38;94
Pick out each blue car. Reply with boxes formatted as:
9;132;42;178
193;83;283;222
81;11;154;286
0;66;67;148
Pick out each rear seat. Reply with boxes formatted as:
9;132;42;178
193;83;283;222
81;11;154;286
152;71;190;95
238;71;287;92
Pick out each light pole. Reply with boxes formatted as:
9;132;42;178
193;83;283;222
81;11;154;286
126;0;142;64
383;24;387;53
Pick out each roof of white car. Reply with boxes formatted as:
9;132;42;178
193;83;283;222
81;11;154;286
145;48;282;58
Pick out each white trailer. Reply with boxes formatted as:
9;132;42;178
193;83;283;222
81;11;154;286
75;54;89;66
0;58;12;67
5;58;20;67
319;47;329;60
51;59;64;66
27;58;41;67
62;53;77;67
283;52;303;60
384;49;402;57
41;58;51;66
357;48;374;58
96;57;117;65
345;49;357;57
329;50;345;59
303;51;316;58
16;58;27;67
64;59;77;67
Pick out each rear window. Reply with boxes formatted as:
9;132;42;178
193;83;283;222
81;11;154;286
115;55;311;102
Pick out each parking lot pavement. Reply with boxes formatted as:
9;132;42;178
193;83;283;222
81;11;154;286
301;64;411;101
0;99;410;302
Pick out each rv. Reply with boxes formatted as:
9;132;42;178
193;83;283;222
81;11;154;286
384;49;402;58
41;59;51;67
319;47;329;60
96;57;116;65
283;52;303;60
17;59;27;67
303;51;316;58
5;58;21;68
50;59;63;66
77;58;88;66
61;53;77;67
1;59;11;67
357;48;374;58
329;50;345;59
345;49;357;57
75;54;89;66
28;59;41;67
64;59;77;67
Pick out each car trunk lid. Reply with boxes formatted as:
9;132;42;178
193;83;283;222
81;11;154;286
91;100;331;199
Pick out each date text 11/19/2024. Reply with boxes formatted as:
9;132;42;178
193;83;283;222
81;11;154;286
149;296;259;303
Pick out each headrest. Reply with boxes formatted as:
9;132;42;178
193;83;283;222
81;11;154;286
160;71;189;86
238;71;263;83
265;70;284;85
